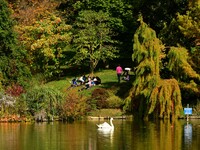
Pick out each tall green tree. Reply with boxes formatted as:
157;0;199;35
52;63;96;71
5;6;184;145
124;17;183;119
159;1;199;48
0;0;30;86
58;0;135;66
159;2;200;103
72;10;118;75
177;4;200;73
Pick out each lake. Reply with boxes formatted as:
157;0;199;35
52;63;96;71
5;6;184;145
0;118;199;150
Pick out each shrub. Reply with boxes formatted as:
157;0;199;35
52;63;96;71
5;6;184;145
91;88;109;109
15;94;29;117
89;88;123;110
5;84;25;97
0;92;17;116
60;89;87;121
86;97;97;112
107;94;123;108
21;86;64;119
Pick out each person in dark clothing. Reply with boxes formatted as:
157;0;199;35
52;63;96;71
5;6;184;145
93;76;101;85
67;78;78;90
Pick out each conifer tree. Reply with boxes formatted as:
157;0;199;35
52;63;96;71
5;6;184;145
124;16;183;119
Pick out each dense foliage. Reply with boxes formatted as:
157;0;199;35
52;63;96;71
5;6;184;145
124;17;183;119
60;89;87;121
17;13;72;77
124;12;200;119
0;0;31;87
73;10;118;75
21;86;63;119
0;0;199;120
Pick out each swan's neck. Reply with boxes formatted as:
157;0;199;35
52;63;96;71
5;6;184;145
110;119;114;128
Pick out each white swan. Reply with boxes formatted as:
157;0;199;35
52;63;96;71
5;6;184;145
97;118;114;129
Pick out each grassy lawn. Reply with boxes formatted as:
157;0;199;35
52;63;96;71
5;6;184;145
45;69;134;96
45;69;115;93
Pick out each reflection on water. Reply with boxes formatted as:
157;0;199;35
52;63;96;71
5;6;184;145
0;119;199;150
97;128;114;137
184;123;192;149
97;128;114;147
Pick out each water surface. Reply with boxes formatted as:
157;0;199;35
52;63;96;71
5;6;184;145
0;119;199;150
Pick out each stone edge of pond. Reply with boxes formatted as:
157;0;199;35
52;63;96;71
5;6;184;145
188;115;200;119
1;115;200;123
87;115;133;120
179;115;200;119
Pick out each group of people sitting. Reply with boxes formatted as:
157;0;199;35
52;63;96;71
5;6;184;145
67;75;101;91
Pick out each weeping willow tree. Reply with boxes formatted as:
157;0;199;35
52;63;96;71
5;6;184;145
124;16;183;119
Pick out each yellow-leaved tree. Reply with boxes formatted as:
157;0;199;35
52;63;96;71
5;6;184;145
16;12;72;77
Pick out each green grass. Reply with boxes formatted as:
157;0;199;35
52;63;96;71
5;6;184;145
45;69;132;99
45;69;117;91
45;69;134;99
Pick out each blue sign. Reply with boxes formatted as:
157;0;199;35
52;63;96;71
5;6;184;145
184;108;192;115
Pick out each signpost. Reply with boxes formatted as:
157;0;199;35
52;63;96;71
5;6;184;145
183;104;193;148
184;104;192;122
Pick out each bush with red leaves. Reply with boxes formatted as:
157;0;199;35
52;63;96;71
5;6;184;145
91;88;109;109
5;84;25;97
